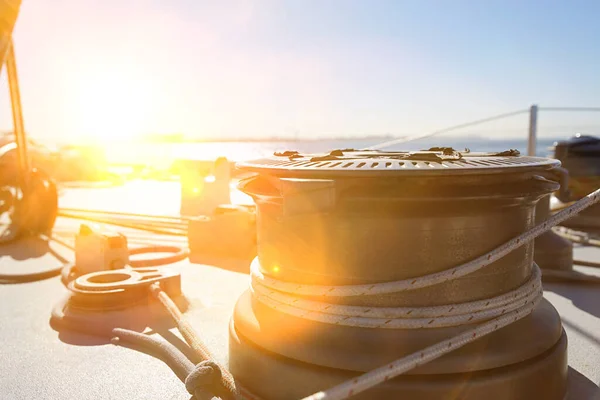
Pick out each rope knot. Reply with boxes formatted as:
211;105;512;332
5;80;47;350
185;360;222;397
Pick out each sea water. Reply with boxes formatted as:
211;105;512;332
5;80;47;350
103;136;563;166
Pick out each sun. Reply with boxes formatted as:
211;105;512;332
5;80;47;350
68;64;155;143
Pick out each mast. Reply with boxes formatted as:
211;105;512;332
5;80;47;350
0;1;27;185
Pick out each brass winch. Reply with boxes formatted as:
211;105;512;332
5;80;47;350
230;148;568;399
554;134;600;231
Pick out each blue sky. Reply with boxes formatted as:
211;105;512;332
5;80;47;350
1;0;599;142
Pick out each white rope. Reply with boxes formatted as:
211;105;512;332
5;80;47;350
251;266;541;329
252;264;542;400
246;187;600;400
302;293;540;400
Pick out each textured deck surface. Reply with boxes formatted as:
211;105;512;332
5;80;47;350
1;181;599;399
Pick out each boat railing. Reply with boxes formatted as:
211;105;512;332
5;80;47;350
369;105;600;156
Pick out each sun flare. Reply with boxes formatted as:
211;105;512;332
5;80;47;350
68;65;155;143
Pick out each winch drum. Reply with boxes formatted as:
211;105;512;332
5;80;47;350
230;151;568;399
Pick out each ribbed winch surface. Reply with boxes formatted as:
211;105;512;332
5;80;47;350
237;148;559;176
230;148;568;400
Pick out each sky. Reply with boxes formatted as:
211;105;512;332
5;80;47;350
1;0;600;143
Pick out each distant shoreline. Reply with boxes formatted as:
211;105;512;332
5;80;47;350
137;136;565;145
140;136;395;144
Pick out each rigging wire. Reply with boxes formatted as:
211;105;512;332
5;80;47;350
58;207;193;222
365;109;528;150
58;212;188;236
539;107;600;112
366;105;600;151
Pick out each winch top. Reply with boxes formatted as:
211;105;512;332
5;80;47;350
237;148;560;177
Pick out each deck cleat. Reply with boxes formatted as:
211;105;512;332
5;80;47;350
50;265;184;339
51;228;187;337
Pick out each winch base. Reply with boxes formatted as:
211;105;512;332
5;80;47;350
534;231;574;272
231;291;563;375
561;203;600;232
229;320;568;400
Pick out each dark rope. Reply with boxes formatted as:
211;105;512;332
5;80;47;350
0;234;70;284
129;245;190;268
111;328;225;400
111;328;194;383
573;259;600;268
185;361;223;400
149;283;247;399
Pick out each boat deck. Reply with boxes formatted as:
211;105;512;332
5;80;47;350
1;181;599;399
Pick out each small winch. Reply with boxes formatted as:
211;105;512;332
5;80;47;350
553;134;600;230
554;134;600;201
231;148;568;399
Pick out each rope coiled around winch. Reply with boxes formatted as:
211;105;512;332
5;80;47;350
248;187;600;400
252;264;543;400
251;264;542;329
